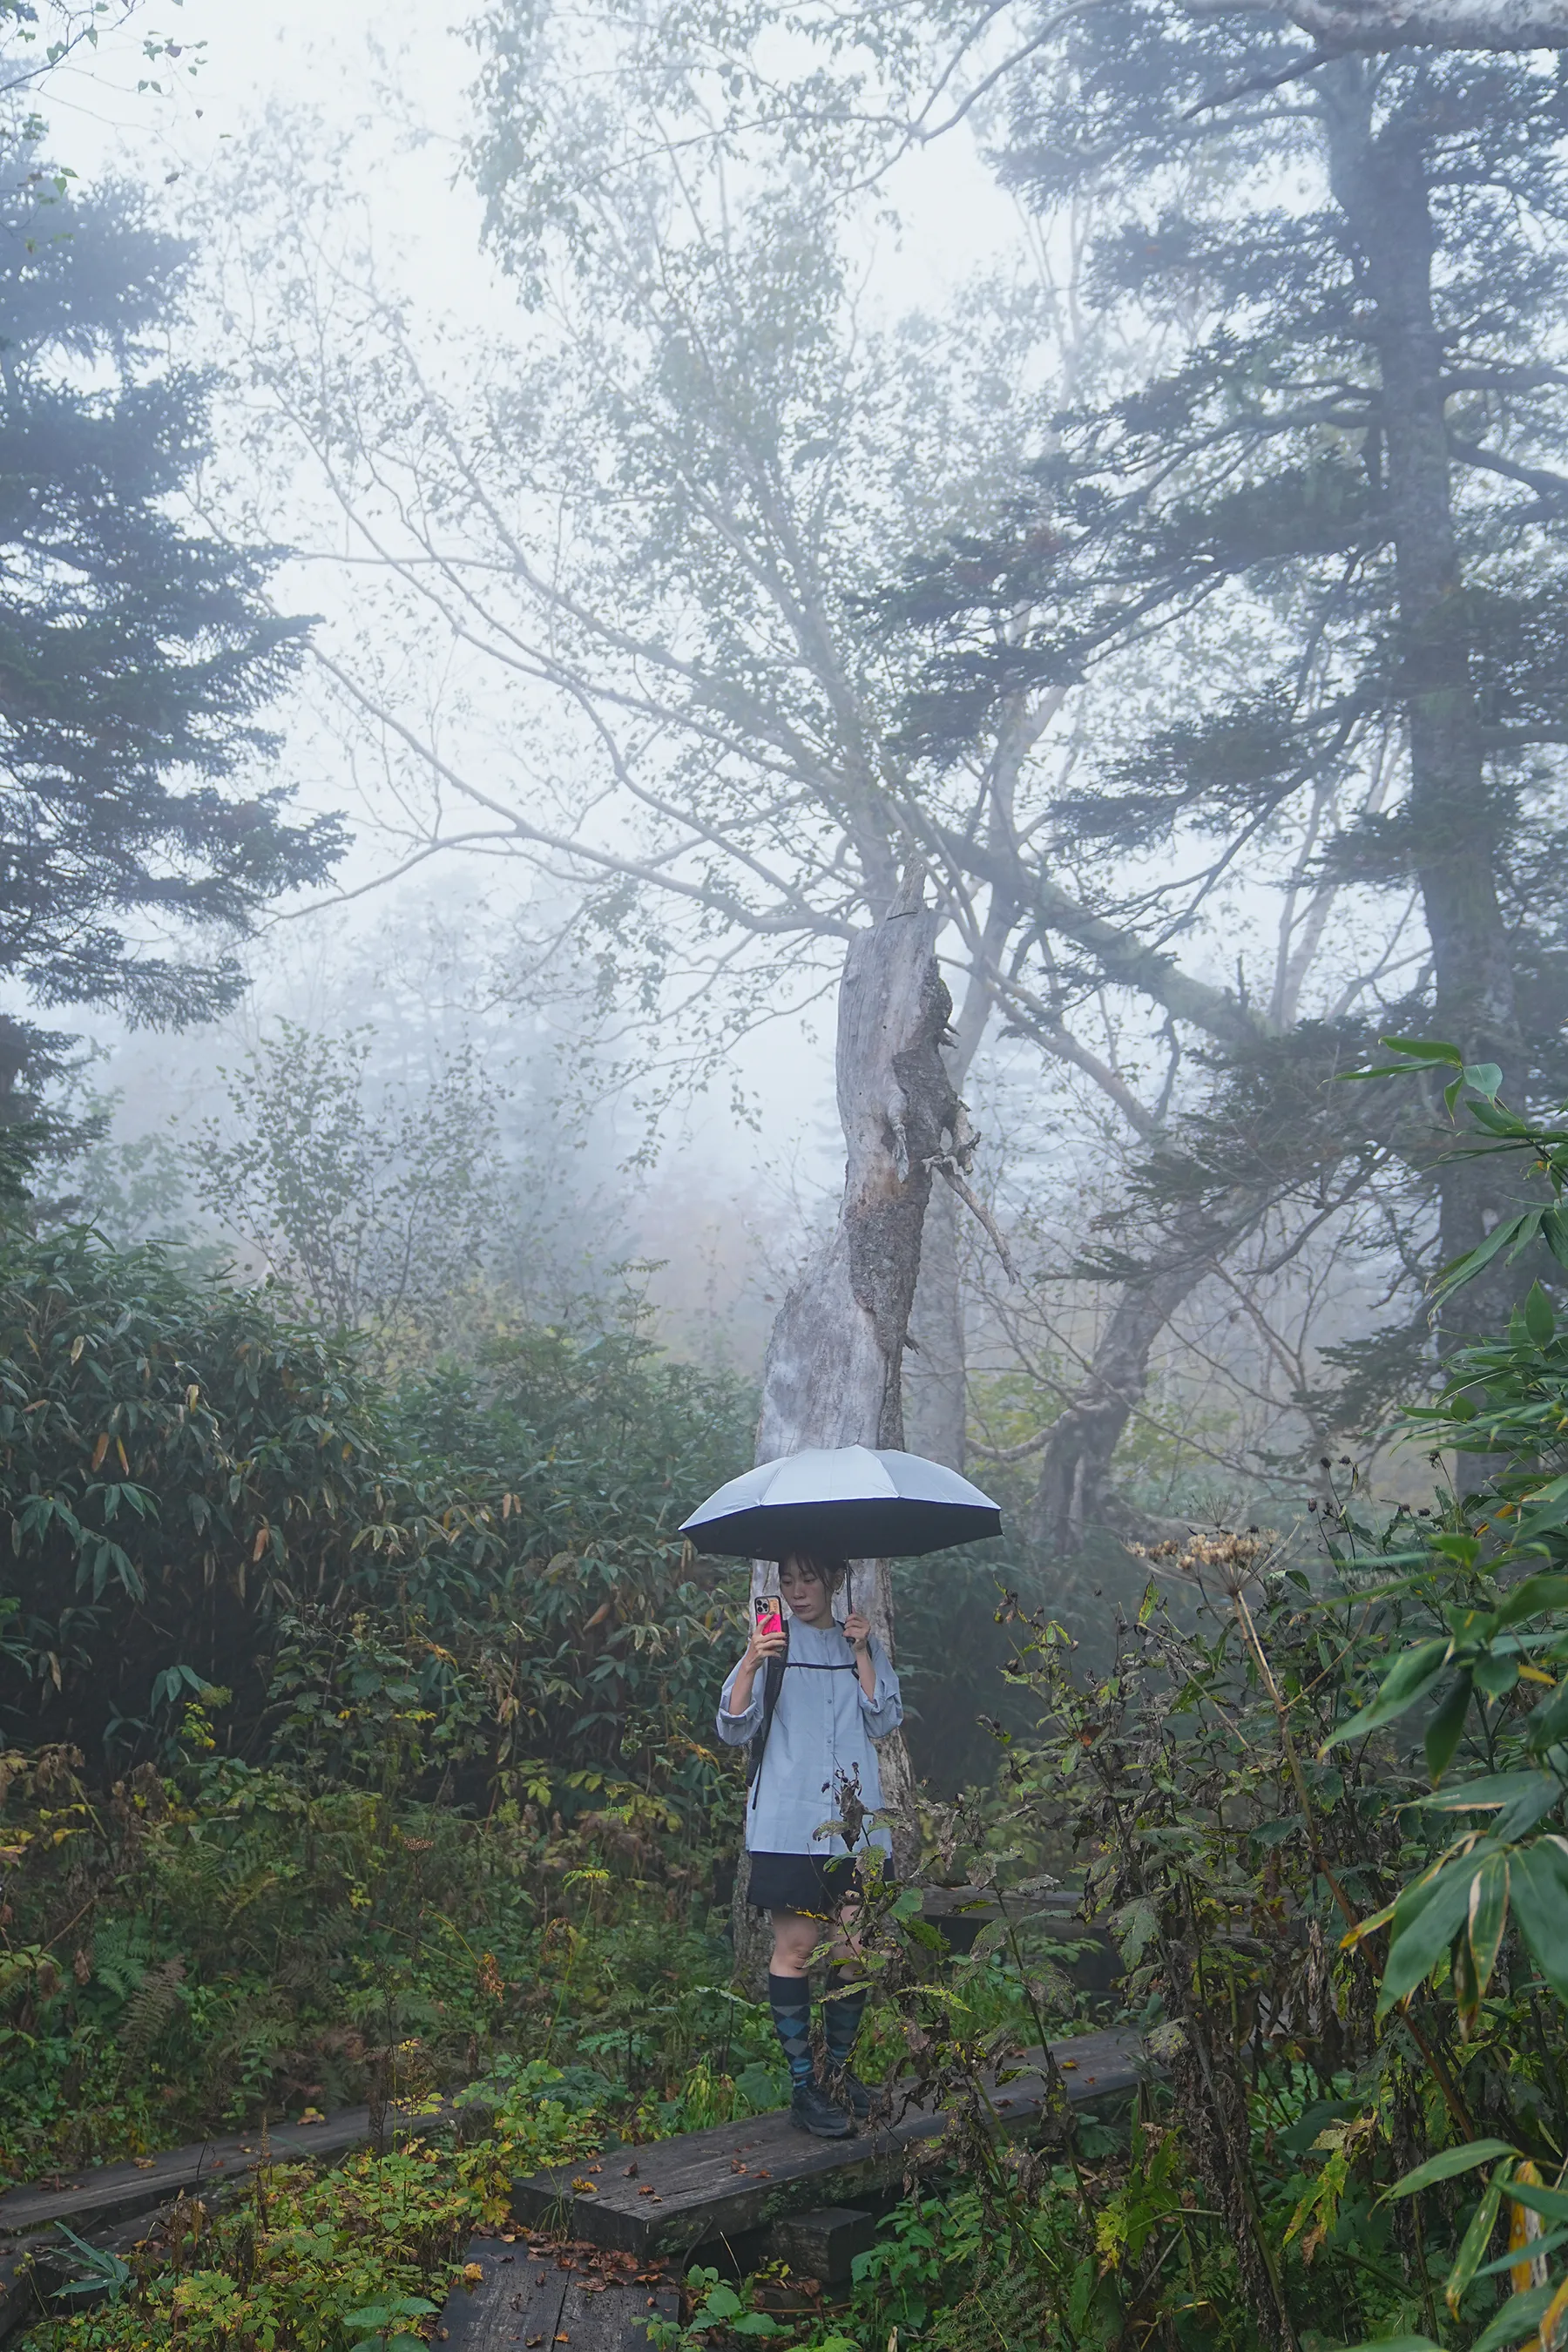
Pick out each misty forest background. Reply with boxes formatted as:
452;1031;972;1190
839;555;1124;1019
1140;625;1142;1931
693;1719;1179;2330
11;0;1538;1736
9;2;1568;2349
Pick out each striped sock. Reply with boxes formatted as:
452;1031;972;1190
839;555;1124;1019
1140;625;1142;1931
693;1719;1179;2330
823;1979;866;2071
767;1973;815;2088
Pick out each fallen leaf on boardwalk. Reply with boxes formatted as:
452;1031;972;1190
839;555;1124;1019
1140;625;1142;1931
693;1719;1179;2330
623;2161;639;2176
526;2337;543;2347
639;2186;655;2197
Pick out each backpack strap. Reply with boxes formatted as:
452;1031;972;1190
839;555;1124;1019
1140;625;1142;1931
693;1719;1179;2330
747;1620;789;1808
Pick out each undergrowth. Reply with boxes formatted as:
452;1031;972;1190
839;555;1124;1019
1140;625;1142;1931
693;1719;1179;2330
28;2066;598;2352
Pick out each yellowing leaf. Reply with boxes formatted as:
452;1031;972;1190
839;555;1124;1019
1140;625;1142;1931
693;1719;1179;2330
1512;2163;1550;2295
1540;2274;1568;2352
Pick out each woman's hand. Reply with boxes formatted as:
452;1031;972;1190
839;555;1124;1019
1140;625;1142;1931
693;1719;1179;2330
842;1611;872;1655
726;1617;787;1719
745;1619;788;1671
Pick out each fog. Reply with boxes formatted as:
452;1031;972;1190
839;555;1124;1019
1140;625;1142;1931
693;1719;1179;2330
10;0;1561;1554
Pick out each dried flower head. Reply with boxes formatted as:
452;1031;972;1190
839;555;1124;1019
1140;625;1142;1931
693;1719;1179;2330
1128;1528;1281;1600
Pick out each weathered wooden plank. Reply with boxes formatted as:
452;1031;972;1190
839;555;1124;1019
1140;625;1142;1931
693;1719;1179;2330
436;2239;678;2352
0;2109;375;2243
553;2274;682;2352
0;2092;494;2249
920;1888;1121;1988
768;2205;876;2286
0;2240;48;2345
512;2029;1143;2261
439;2241;569;2351
0;2192;196;2343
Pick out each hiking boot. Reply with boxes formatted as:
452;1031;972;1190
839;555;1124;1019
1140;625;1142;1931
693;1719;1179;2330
828;2066;875;2124
789;2078;855;2139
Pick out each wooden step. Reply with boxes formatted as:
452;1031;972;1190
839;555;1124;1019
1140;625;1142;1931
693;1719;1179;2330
919;1888;1120;1985
0;2190;201;2342
511;2028;1142;2262
439;2236;678;2352
768;2204;876;2286
0;2100;475;2345
0;2109;375;2247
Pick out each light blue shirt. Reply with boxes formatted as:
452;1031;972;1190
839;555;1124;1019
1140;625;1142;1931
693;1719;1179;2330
716;1617;903;1856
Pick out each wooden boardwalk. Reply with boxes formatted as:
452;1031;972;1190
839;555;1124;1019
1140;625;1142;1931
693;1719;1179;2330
511;2028;1143;2262
0;2103;456;2343
0;2107;376;2247
0;2027;1144;2344
0;2110;382;2342
440;2235;679;2352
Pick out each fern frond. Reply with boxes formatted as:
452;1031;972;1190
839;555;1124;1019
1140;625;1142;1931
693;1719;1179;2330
90;1918;154;2001
118;1954;186;2067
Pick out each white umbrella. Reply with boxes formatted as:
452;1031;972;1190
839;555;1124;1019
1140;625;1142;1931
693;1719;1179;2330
679;1443;1002;1563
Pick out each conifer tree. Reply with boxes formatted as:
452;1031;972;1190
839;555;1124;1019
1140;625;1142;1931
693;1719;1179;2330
0;154;339;1155
892;24;1568;1486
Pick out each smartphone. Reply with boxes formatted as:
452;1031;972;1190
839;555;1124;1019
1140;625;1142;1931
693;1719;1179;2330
753;1592;783;1638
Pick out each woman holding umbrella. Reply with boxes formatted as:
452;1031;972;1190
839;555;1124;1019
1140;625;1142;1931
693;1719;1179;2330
686;1443;1001;2139
715;1551;902;2139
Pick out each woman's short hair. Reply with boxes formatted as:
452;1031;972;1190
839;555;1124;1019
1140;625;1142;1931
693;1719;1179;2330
782;1551;849;1594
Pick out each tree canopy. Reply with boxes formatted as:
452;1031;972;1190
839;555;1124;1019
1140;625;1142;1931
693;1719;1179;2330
0;155;340;1137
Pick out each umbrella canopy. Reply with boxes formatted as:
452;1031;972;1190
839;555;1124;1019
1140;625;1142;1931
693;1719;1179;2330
680;1444;1002;1562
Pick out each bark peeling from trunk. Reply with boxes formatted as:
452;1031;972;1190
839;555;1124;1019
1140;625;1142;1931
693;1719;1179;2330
904;1177;967;1471
757;871;957;1467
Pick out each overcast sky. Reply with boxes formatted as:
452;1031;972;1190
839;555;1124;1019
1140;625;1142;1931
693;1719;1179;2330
36;3;1035;1210
15;1;994;1258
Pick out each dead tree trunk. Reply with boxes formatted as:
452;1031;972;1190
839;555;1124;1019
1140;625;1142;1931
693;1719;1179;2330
901;952;999;1471
756;870;958;1470
733;865;960;1969
904;1177;966;1470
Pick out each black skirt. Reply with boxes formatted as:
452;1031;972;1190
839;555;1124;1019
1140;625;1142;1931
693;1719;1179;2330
747;1849;859;1916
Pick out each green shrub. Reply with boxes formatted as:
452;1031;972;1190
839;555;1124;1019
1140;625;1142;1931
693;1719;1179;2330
32;2069;600;2352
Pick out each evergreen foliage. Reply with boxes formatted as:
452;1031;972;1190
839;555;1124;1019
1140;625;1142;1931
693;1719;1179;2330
0;154;340;1132
0;1228;755;1786
890;25;1568;1418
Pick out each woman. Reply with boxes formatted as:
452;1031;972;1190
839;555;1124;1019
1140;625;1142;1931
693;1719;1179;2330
716;1551;903;2139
